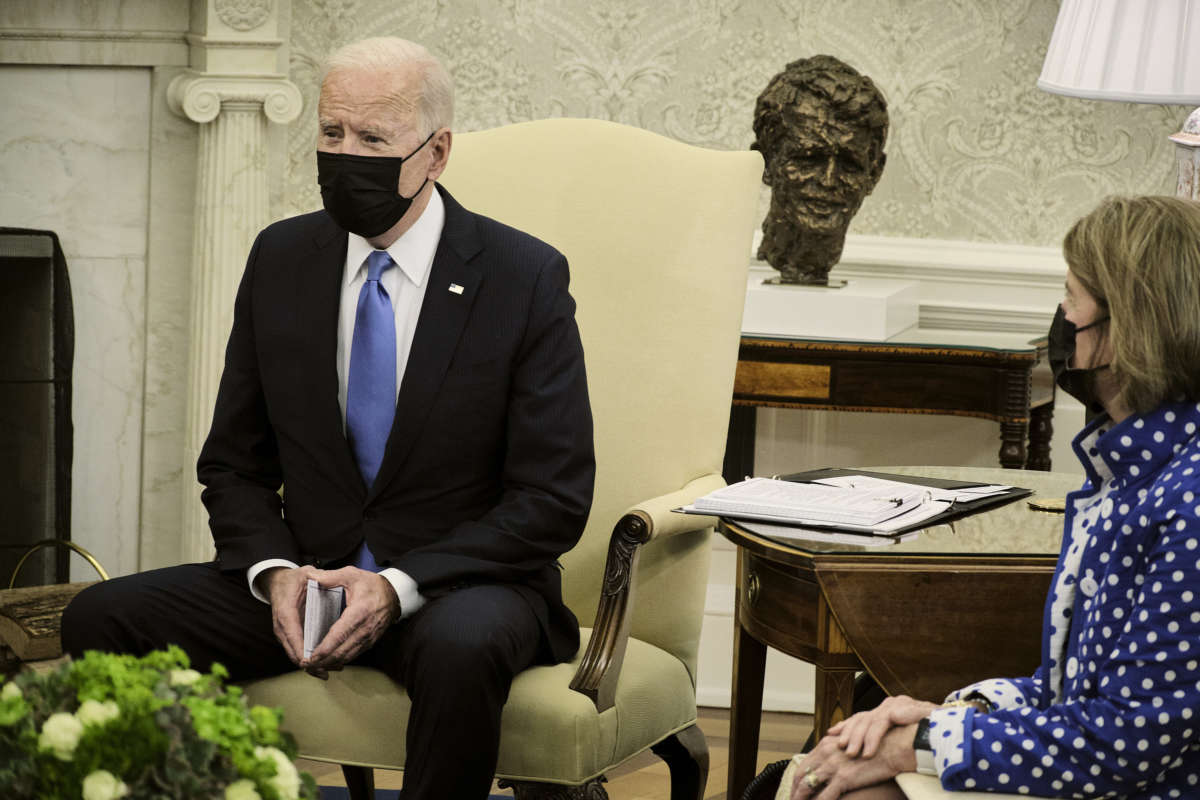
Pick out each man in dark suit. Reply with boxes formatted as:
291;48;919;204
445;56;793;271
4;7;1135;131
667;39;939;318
62;36;595;800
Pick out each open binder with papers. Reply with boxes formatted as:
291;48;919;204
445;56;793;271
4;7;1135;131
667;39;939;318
676;467;1033;536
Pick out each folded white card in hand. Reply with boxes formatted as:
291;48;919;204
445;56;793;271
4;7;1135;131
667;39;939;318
303;578;345;660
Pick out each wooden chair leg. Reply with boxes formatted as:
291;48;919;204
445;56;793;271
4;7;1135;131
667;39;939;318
341;764;374;800
650;723;709;800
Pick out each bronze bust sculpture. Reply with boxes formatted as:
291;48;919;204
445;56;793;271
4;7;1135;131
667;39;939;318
752;55;889;285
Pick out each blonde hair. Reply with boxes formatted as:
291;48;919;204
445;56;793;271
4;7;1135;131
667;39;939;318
321;37;454;136
1063;195;1200;413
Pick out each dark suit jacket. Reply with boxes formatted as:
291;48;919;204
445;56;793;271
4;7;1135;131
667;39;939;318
196;186;596;662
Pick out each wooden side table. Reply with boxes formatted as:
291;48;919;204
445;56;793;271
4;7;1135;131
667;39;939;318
724;331;1056;483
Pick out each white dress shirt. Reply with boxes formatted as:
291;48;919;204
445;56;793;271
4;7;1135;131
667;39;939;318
247;189;446;618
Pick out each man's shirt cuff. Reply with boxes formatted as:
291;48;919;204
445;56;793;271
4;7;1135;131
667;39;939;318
247;558;300;603
379;568;426;619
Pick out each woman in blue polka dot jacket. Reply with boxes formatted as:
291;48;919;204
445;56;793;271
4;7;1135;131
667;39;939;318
787;194;1200;800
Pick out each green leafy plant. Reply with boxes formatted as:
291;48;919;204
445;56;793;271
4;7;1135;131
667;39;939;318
0;647;317;800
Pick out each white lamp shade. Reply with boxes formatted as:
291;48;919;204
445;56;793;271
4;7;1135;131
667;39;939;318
1038;0;1200;104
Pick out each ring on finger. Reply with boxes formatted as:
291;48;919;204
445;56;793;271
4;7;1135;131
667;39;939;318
802;769;823;789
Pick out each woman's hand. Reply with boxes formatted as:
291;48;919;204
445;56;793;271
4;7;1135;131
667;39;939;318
789;723;920;799
828;695;938;758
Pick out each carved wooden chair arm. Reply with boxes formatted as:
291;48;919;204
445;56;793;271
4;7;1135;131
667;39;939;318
568;473;726;711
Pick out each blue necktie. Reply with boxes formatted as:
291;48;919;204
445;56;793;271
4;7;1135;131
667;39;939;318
346;250;396;571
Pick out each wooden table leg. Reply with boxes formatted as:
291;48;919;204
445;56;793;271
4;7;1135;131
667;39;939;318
813;666;857;740
724;404;756;485
727;615;767;800
1026;402;1054;471
999;420;1029;469
813;591;858;738
998;367;1033;469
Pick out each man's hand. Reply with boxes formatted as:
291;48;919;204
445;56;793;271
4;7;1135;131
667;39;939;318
828;695;939;758
789;723;919;799
261;564;323;667
303;566;400;678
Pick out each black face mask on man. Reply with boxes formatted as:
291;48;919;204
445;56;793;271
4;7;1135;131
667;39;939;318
316;130;437;238
1047;304;1111;413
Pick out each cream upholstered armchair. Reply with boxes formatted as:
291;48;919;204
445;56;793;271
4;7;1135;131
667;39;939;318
243;118;762;799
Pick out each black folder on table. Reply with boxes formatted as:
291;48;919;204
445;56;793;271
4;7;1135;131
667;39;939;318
764;467;1034;536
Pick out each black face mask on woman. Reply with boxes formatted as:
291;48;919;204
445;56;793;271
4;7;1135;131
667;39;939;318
316;130;436;238
1047;304;1111;413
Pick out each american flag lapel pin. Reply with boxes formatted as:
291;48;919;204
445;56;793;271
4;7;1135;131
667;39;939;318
448;283;464;295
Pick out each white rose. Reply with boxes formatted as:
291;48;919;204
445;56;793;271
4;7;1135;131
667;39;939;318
224;779;263;800
255;745;301;800
1;681;20;700
168;668;202;687
82;769;130;800
38;711;84;760
76;699;120;728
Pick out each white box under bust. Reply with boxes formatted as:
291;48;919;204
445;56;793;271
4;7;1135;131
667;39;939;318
741;265;919;341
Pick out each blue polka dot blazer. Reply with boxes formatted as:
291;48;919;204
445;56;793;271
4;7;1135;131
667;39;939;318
928;400;1200;799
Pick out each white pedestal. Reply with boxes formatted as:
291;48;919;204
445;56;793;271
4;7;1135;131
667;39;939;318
742;267;919;340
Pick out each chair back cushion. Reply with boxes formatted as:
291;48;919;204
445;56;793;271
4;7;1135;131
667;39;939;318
440;119;761;673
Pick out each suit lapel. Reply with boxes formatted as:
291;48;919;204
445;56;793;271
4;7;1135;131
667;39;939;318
301;215;363;493
367;187;483;503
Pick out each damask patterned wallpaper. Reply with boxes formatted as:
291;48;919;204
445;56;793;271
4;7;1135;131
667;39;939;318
283;0;1189;246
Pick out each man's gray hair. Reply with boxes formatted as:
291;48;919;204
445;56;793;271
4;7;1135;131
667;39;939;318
322;37;454;135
